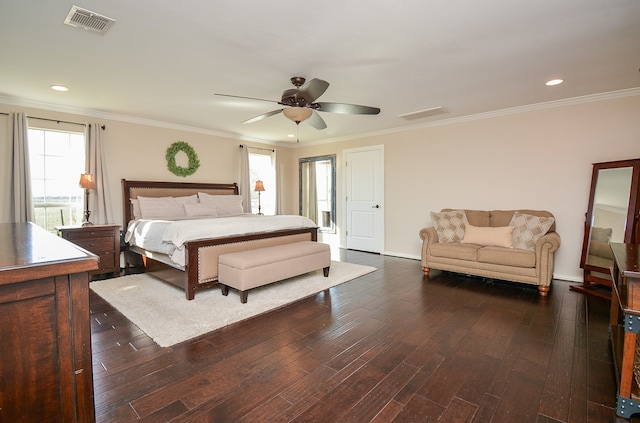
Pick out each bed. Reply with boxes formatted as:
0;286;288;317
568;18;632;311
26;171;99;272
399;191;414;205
122;179;318;300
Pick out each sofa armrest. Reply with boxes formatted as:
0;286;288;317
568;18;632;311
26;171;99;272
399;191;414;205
535;231;561;287
535;231;561;255
419;227;439;270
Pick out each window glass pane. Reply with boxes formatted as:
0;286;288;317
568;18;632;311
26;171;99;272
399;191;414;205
29;129;45;155
28;128;85;232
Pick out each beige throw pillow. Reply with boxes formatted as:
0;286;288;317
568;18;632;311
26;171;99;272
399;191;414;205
462;224;514;248
509;212;555;251
430;210;467;243
590;227;612;243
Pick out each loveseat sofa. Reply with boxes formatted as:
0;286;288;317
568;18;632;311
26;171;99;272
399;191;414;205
419;209;561;295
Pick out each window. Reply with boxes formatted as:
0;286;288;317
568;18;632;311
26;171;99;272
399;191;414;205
28;128;86;232
249;150;276;215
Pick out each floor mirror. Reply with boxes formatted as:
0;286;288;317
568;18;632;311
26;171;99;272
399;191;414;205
299;155;336;233
571;158;640;299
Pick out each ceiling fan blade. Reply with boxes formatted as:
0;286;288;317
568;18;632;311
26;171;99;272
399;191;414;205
315;102;380;115
242;109;283;124
306;111;327;130
215;93;278;104
296;78;329;104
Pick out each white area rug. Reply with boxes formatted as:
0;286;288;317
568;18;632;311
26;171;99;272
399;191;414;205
90;261;376;347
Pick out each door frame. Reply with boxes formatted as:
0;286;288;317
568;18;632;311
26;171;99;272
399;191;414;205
342;145;385;253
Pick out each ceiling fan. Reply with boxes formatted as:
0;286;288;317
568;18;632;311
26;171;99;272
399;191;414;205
215;76;381;131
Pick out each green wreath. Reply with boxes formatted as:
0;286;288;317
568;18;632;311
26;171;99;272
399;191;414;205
166;141;200;177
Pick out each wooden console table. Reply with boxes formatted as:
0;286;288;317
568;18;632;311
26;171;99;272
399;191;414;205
0;222;99;422
610;242;640;419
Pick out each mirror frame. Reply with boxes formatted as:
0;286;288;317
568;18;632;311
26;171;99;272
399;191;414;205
579;158;640;274
299;154;337;234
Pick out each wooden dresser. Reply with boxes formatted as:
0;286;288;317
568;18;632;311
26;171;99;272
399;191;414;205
57;224;121;277
610;242;640;419
0;222;98;422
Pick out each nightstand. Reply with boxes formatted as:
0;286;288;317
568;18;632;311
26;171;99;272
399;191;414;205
57;224;121;278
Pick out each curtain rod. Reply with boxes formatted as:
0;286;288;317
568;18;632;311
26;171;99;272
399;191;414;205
239;144;274;152
0;112;105;129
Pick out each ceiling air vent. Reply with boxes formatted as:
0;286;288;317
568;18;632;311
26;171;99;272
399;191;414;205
398;106;445;121
64;5;115;34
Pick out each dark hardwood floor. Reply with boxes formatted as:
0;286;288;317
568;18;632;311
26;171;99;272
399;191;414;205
90;250;632;422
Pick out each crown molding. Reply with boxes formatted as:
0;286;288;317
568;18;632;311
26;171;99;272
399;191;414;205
2;87;639;149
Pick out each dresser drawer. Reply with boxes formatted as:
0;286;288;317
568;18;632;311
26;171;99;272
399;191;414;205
56;224;121;278
71;236;114;254
62;227;116;241
95;251;117;270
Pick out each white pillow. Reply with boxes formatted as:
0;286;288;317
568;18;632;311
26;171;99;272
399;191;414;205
137;195;198;220
131;199;142;220
198;192;244;216
461;224;514;248
184;203;218;218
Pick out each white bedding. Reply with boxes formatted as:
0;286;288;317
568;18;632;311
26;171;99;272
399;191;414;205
125;214;317;266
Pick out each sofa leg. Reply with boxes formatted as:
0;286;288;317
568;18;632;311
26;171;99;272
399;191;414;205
220;284;229;296
538;285;550;296
240;290;248;304
423;267;430;276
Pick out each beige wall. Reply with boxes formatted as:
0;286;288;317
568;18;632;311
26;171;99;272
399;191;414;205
288;94;640;282
2;93;640;282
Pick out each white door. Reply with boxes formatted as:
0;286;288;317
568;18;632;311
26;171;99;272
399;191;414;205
345;146;384;253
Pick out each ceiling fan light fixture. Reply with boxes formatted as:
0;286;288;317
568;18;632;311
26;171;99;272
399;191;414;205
283;107;312;123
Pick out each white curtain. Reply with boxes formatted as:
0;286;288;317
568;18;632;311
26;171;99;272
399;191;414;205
11;112;33;222
86;123;114;224
271;149;281;215
301;162;318;224
239;144;252;213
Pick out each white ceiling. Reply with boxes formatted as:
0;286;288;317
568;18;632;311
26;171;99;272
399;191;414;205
1;1;639;145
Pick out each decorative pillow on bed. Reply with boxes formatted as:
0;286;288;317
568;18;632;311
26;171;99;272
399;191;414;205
131;199;142;220
198;192;244;216
461;224;514;248
430;210;468;243
183;203;218;218
137;195;198;219
509;212;555;251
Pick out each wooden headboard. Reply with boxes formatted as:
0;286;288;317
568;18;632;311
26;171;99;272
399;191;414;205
121;179;239;227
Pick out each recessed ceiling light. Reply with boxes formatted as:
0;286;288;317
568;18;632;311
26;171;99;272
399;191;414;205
51;85;69;92
287;134;295;138
545;79;563;86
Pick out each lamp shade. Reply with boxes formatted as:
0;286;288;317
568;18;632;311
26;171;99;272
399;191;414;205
283;107;312;123
79;173;96;190
254;180;265;192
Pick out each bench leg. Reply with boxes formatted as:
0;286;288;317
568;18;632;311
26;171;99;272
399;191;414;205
240;290;248;304
220;284;229;296
323;266;330;277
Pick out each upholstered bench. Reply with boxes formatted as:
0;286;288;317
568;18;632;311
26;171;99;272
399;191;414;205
218;241;331;303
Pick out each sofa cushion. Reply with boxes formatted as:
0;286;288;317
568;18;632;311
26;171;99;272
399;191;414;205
463;210;491;227
461;224;514;248
430;242;481;261
509;212;555;251
477;246;536;268
430;210;468;243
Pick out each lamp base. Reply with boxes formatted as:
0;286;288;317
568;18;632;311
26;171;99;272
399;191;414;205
82;208;92;226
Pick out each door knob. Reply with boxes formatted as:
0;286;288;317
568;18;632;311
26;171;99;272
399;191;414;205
372;205;380;208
